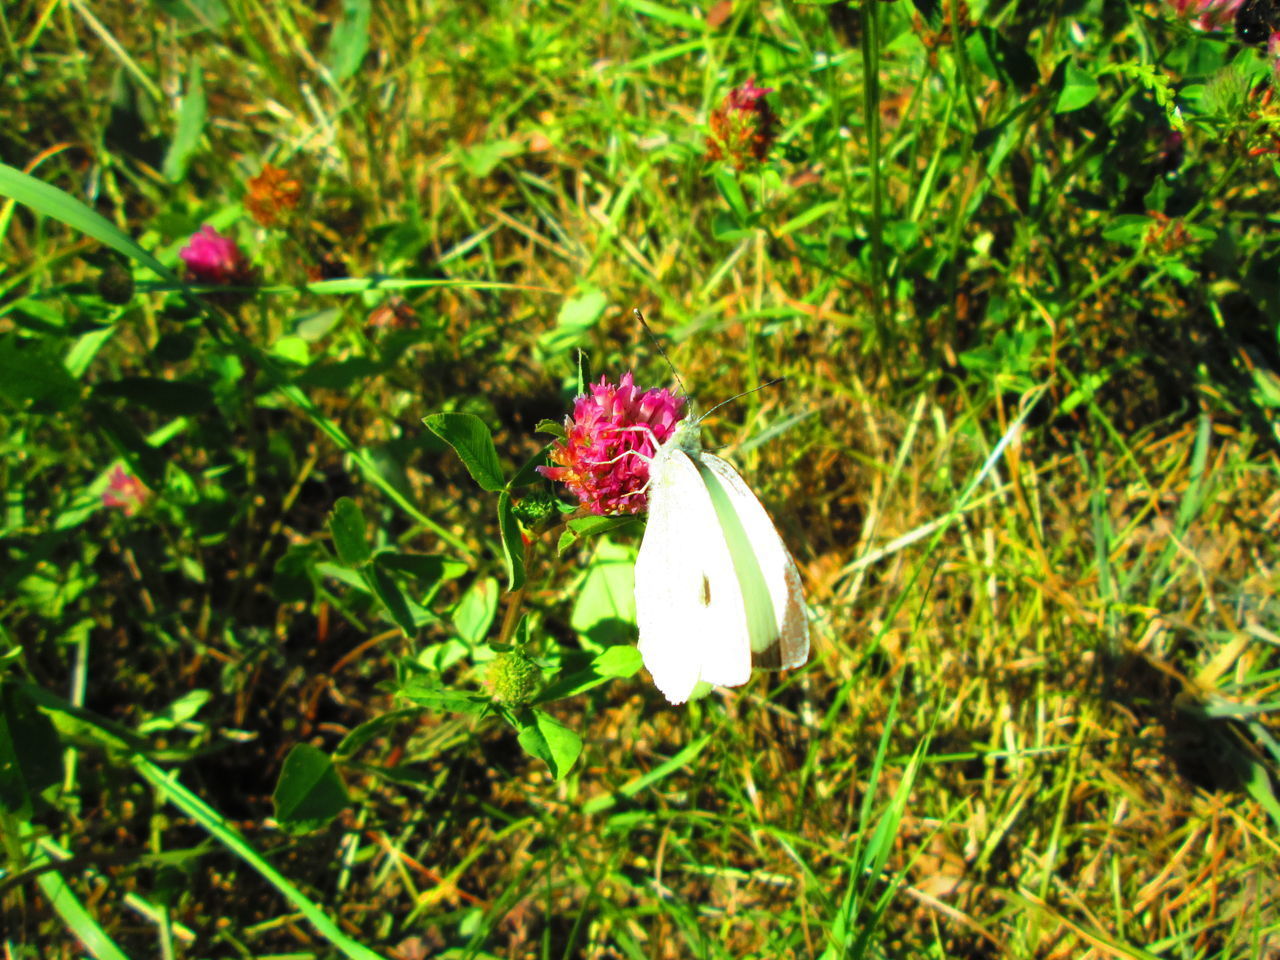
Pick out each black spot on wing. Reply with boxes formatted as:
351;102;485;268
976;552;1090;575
752;639;782;669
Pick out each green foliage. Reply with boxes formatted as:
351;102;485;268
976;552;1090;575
1;0;1278;955
536;288;608;358
495;491;526;591
424;412;506;492
326;0;372;81
162;60;206;182
512;708;581;781
272;743;350;834
0;683;62;818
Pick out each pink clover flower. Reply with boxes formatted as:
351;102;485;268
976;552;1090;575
538;373;686;515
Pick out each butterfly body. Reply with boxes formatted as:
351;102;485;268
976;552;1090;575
633;419;809;704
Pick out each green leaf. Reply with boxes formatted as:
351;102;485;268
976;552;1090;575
398;679;491;715
711;211;754;244
514;709;582;780
618;0;706;30
1164;260;1196;285
152;0;230;29
137;689;213;734
571;537;637;648
1055;61;1100;113
272;335;310;365
292;308;343;341
66;325;117;379
93;377;215;415
327;0;371;80
557;514;640;555
968;28;1037;91
328;497;371;567
272;543;318;603
536;645;644;703
5;297;66;334
452;577;499;645
0;163;177;281
163;60;206;181
272;743;349;834
315;562;369;593
334;708;421;759
423;412;505;492
497;492;526;592
456;139;525;178
712;168;750;223
374;552;468;592
535;418;566;439
295;356;384;390
0;682;62;817
0;334;80;412
365;563;417;636
537;288;608;356
1102;214;1153;248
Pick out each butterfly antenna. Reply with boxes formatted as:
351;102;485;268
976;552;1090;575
697;376;786;423
633;308;688;400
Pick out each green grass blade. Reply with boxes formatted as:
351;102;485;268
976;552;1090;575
32;846;133;960
132;757;387;960
24;685;384;959
0;163;177;281
581;734;713;814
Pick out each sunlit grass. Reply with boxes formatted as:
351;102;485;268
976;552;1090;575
1;0;1278;956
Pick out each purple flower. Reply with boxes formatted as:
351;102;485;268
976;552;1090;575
102;465;148;516
706;78;779;170
179;226;253;285
1169;0;1242;31
538;373;686;515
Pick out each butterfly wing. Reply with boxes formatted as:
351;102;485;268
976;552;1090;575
697;452;810;671
634;447;753;704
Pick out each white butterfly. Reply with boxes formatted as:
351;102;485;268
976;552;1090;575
633;418;810;704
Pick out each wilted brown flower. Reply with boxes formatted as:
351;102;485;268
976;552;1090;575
245;164;302;228
706;78;779;170
367;297;417;329
1144;213;1192;254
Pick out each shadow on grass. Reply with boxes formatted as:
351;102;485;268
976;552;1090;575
1098;650;1276;796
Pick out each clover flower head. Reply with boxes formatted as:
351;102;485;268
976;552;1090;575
1169;0;1242;31
537;373;686;515
179;226;254;285
245;163;303;228
102;465;148;516
706;77;779;170
488;649;541;705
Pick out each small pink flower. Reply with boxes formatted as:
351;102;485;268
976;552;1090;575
179;225;254;285
1169;0;1242;31
706;78;779;170
538;373;686;515
102;465;148;516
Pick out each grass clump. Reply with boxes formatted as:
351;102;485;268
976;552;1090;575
1;0;1278;957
